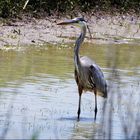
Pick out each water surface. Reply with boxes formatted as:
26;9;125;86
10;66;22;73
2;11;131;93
0;43;140;139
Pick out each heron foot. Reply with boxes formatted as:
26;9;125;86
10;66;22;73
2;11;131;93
77;109;80;121
94;108;98;121
77;117;80;121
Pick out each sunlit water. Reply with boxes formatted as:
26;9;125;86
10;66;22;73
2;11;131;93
0;43;140;139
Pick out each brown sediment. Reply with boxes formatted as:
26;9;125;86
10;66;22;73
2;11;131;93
0;14;140;49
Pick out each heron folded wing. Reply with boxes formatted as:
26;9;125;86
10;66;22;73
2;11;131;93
89;64;107;97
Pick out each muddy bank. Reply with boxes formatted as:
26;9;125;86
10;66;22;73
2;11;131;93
0;14;140;49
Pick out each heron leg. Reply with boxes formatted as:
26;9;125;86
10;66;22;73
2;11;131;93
77;86;82;121
94;88;97;121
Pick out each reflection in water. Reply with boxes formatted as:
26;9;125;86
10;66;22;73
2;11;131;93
0;43;140;139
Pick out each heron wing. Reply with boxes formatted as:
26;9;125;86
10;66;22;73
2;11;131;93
89;64;107;97
80;56;107;97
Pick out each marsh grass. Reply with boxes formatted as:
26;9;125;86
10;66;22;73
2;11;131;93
100;46;140;139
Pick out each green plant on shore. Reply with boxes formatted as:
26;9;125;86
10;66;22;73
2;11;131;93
0;0;140;18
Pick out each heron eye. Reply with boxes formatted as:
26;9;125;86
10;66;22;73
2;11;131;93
90;65;96;71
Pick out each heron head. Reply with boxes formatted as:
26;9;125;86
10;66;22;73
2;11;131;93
57;17;86;27
57;17;92;39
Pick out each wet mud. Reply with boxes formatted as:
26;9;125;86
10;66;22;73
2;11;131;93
0;14;140;49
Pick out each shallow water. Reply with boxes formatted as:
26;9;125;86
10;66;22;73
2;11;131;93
0;43;140;139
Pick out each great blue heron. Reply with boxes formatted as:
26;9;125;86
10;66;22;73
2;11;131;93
57;17;107;121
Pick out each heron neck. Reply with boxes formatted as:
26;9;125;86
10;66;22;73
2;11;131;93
74;25;86;70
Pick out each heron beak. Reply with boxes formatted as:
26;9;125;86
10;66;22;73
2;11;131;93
57;19;76;25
